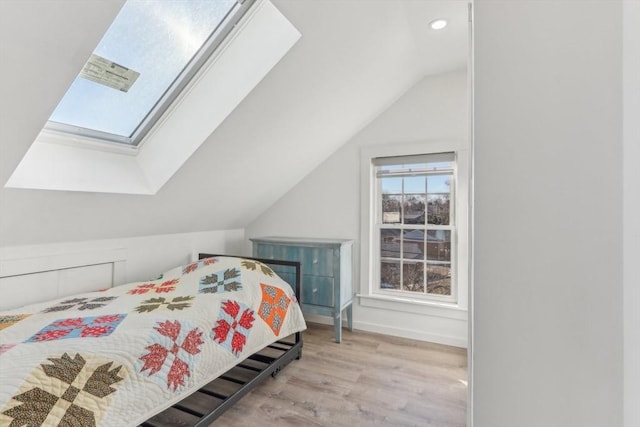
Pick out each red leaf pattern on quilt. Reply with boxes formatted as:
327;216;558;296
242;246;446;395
94;315;123;324
231;331;247;355
26;314;126;343
80;325;112;338
222;300;240;318
138;320;203;391
182;329;204;355
167;357;190;391
212;319;231;343
211;300;255;357
139;343;169;376
155;320;181;341
0;343;16;355
32;329;72;341
127;279;179;295
238;309;255;329
182;258;217;275
156;279;179;294
53;318;84;328
183;263;198;274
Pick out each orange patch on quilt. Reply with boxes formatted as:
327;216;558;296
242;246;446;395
258;283;291;336
0;314;31;331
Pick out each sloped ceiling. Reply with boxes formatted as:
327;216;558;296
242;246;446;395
0;0;467;246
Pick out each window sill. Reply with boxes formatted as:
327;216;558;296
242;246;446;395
357;293;467;320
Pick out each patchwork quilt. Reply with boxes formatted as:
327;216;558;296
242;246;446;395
0;256;306;426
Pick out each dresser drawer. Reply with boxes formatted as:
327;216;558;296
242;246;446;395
255;243;286;261
301;275;334;308
255;243;335;277
299;246;334;277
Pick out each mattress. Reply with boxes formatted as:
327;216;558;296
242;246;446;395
0;256;306;426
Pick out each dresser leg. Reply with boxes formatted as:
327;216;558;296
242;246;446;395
334;312;342;343
346;304;353;331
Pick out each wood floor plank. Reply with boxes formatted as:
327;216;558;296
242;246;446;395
210;322;467;426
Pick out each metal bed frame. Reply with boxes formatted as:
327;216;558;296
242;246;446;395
139;254;303;427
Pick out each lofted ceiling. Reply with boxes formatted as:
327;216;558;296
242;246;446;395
0;0;468;246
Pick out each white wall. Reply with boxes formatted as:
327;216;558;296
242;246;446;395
247;69;469;347
473;1;623;426
0;229;244;308
623;2;640;426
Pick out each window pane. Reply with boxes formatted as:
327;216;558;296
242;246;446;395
427;264;451;295
427;194;450;225
404;176;425;193
382;194;402;224
49;0;236;138
403;262;424;293
427;230;451;261
427;175;452;193
381;261;400;290
381;177;402;193
403;194;425;224
402;229;424;260
381;229;401;258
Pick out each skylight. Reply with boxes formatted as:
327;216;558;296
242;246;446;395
8;0;300;194
46;0;252;146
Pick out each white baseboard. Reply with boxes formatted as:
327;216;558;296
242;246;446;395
354;319;467;348
302;313;467;348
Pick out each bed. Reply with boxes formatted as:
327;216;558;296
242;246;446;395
0;254;306;426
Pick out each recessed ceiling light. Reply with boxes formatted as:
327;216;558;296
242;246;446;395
430;19;447;30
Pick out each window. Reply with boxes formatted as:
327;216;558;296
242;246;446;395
374;153;457;302
360;142;468;316
7;0;300;194
46;0;253;146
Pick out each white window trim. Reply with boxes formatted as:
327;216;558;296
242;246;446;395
375;154;457;303
5;0;300;195
359;140;469;317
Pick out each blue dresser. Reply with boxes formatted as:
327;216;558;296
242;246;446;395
251;237;353;343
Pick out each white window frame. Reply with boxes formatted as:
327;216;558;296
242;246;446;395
374;152;457;303
359;141;469;316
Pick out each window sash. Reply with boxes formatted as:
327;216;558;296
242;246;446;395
376;224;456;301
373;153;457;302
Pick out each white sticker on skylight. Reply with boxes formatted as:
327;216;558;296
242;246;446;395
48;0;238;139
79;54;140;93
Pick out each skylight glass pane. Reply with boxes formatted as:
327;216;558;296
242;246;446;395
49;0;237;141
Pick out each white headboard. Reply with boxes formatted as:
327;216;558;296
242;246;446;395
0;248;126;311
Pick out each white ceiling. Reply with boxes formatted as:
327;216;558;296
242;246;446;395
0;0;468;246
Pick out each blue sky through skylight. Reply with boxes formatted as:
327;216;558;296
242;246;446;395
49;0;236;139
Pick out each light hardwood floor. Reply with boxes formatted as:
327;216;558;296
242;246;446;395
212;323;467;426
